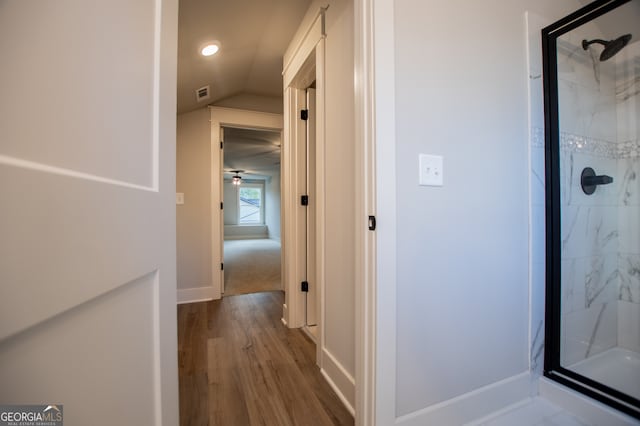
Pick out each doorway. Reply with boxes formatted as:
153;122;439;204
303;86;318;339
221;126;283;297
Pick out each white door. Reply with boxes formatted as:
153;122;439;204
0;1;179;425
220;126;226;294
306;88;318;327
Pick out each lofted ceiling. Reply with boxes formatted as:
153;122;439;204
177;0;312;115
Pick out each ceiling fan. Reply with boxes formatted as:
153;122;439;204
226;170;244;185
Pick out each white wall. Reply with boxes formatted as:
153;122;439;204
266;172;282;240
323;0;356;381
176;108;212;294
389;0;581;420
223;181;238;225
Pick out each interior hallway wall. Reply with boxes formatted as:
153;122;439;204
323;0;356;383
176;108;212;296
284;0;356;409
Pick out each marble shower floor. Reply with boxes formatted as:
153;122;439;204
467;397;591;426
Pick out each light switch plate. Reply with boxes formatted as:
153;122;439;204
176;193;184;205
419;154;443;186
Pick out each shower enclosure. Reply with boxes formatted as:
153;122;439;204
543;0;640;418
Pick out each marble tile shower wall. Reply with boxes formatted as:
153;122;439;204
557;32;619;366
527;14;640;377
616;40;640;354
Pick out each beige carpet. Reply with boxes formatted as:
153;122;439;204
223;239;282;296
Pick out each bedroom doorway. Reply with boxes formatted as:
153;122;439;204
221;126;283;297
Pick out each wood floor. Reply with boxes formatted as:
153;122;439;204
178;291;354;426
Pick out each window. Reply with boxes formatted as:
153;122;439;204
238;184;264;224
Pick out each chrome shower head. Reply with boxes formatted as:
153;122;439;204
582;34;632;61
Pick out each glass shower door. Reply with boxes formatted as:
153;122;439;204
543;0;640;418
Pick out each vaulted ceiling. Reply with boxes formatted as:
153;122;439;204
177;0;312;115
223;127;281;178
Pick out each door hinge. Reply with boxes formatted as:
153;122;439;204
301;195;309;206
220;202;223;210
220;141;224;149
368;215;377;231
300;109;309;121
221;263;224;271
301;281;309;292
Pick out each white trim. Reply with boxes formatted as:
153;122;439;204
301;325;317;344
354;0;377;424
283;8;326;87
321;348;356;416
281;303;288;326
223;234;268;241
282;15;326;332
314;38;326;368
209;106;283;301
370;0;398;424
282;87;308;328
177;286;215;304
396;373;531;426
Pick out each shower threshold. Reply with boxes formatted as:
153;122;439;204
569;347;640;401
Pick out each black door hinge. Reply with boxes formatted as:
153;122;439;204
301;195;309;206
301;281;309;292
221;263;224;271
220;202;224;210
220;141;224;149
300;109;309;120
368;215;377;231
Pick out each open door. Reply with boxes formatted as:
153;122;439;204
306;87;318;327
0;1;179;424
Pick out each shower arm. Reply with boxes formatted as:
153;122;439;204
581;39;608;49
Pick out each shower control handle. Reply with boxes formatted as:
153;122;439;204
582;174;613;186
581;167;613;195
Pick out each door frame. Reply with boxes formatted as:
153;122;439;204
209;107;283;300
354;0;394;424
282;8;325;342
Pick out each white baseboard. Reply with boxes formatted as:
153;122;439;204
281;303;289;327
224;234;268;240
177;286;215;304
320;348;355;416
396;372;531;426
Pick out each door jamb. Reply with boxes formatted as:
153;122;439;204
282;10;326;346
209;107;284;300
354;0;396;425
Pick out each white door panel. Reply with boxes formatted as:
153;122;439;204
0;0;179;424
306;88;317;327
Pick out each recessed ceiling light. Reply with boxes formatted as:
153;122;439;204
201;43;219;57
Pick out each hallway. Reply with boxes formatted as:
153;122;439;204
178;291;354;425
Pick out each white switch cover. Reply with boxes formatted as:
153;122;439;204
419;154;443;186
176;193;184;205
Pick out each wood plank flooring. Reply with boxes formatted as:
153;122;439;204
178;291;354;426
